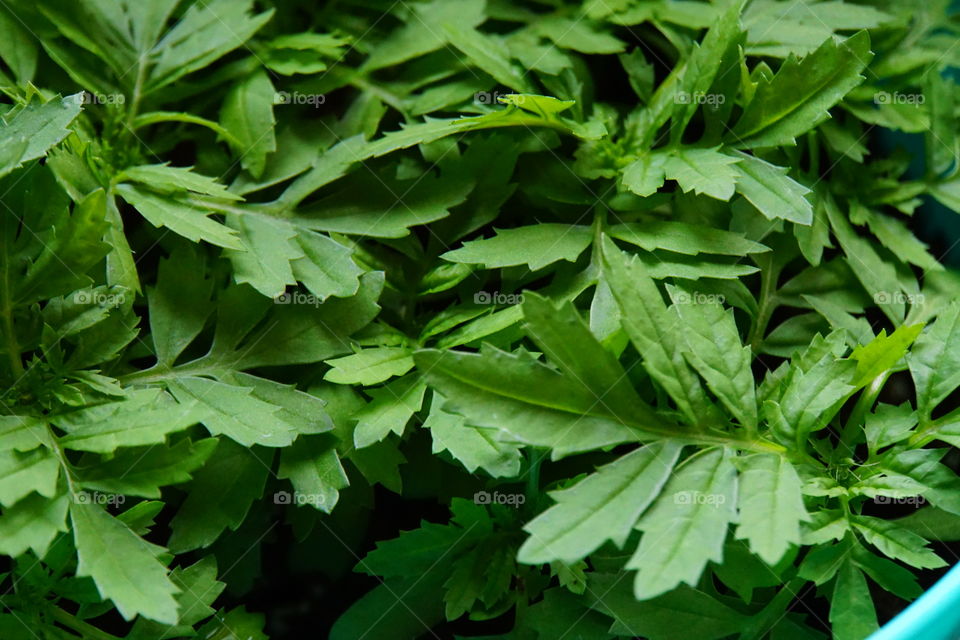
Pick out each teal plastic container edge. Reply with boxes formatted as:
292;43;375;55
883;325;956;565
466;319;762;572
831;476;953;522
866;563;960;640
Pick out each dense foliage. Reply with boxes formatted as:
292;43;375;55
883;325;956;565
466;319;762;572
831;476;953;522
3;0;960;638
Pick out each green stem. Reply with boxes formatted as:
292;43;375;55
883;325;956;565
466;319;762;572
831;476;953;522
839;372;888;452
739;576;807;640
51;607;123;640
47;425;80;499
747;257;778;354
525;448;541;504
0;240;23;379
119;357;215;385
124;53;148;135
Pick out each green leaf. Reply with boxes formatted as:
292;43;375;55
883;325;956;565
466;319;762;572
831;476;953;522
324;347;415;386
522;292;647;417
423;396;522;477
730;32;872;147
54;388;206;453
148;243;214;367
78;438;218;498
850;324;923;388
0;492;68;558
220;69;277;179
72;502;179;623
621;152;668;196
909;301;960;421
442;224;592;270
735;454;808;564
670;291;757;430
608;221;769;256
628;448;738;599
167;377;300;447
664;147;741;200
518;442;681;564
0;93;83;177
277;435;349;513
851;515;947;569
829;560;879;640
148;0;273;91
601;236;720;427
731;151;813;224
169;439;270;553
353;375;427;448
416;347;640;459
822;194;905;324
119;164;241;201
116;184;242;249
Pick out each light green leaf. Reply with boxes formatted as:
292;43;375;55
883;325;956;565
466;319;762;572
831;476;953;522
54;388;206;452
353;375;427;448
277;436;349;513
670;292;757;430
167;377;300;447
325;347;415;386
628;448;738;600
608;221;769;256
423;396;522;477
519;443;681;564
442;224;592;270
0;93;83;178
0;492;68;558
220;69;277;179
601;237;721;427
730;32;872;147
852;515;947;569
665;147;741;200
909;301;960;421
72;502;179;623
830;560;879;640
732;150;813;224
116;184;242;249
621;152;668;196
415;347;641;459
735;454;808;564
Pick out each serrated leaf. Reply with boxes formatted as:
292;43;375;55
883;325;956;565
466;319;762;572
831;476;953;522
168;439;269;553
664;147;741;200
54;388;206;452
72;502;179;623
167;377;300;447
628;448;738;599
732;151;813;224
324;347;415;386
519;442;681;564
735;454;808;563
442;224;592;270
731;32;872;147
221;69;277;179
